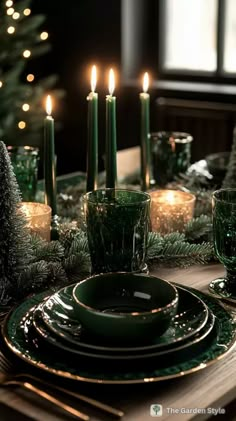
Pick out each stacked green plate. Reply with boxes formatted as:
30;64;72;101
2;284;236;384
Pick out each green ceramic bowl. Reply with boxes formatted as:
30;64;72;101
72;273;178;344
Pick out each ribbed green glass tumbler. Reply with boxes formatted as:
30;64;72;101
151;132;193;187
8;146;39;201
209;188;236;301
84;189;151;274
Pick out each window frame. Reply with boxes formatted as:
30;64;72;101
121;0;236;87
157;0;236;85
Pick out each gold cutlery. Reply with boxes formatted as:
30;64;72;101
0;370;89;420
0;352;124;418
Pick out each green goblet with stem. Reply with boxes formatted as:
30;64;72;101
209;188;236;301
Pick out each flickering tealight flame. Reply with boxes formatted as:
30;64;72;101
166;191;175;205
46;95;52;116
20;202;52;242
108;69;115;95
91;65;97;93
143;72;149;93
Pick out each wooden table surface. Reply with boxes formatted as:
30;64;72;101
0;263;236;421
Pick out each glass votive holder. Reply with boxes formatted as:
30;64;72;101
151;132;193;187
20;202;52;241
150;190;196;234
83;189;151;274
7;146;39;201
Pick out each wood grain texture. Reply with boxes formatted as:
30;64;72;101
0;263;235;421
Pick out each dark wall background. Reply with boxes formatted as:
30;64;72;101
30;0;236;176
31;0;123;175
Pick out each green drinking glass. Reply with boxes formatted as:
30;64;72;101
7;146;39;201
83;189;151;274
209;188;236;301
150;132;193;187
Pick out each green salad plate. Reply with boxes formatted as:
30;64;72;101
40;284;209;353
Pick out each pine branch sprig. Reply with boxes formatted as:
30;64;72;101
146;232;164;259
46;262;68;285
32;240;65;263
148;241;214;268
185;215;212;242
63;252;91;283
18;260;50;296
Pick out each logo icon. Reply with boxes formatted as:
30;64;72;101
150;404;163;417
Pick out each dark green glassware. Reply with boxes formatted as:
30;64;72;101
210;188;236;301
151;132;193;187
7;146;39;201
84;189;151;274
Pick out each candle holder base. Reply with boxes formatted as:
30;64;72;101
51;214;60;241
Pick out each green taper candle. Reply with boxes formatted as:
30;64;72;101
105;69;117;189
44;95;57;216
86;65;98;192
140;72;151;191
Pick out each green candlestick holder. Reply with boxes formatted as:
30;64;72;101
7;146;39;201
83;189;151;274
150;132;193;187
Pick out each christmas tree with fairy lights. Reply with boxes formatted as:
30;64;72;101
0;0;63;147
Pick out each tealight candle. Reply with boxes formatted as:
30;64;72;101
150;190;196;234
20;202;52;241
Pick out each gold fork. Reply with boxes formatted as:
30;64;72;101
0;370;89;420
0;352;124;418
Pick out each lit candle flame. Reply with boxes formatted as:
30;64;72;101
166;191;175;204
143;72;149;93
46;95;52;116
91;65;97;93
108;69;115;95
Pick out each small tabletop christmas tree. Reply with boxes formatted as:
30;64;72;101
0;141;32;304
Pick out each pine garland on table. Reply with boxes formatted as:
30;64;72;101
0;141;91;305
0;138;215;305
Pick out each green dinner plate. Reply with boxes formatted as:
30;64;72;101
32;298;215;362
41;284;209;353
2;286;236;384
